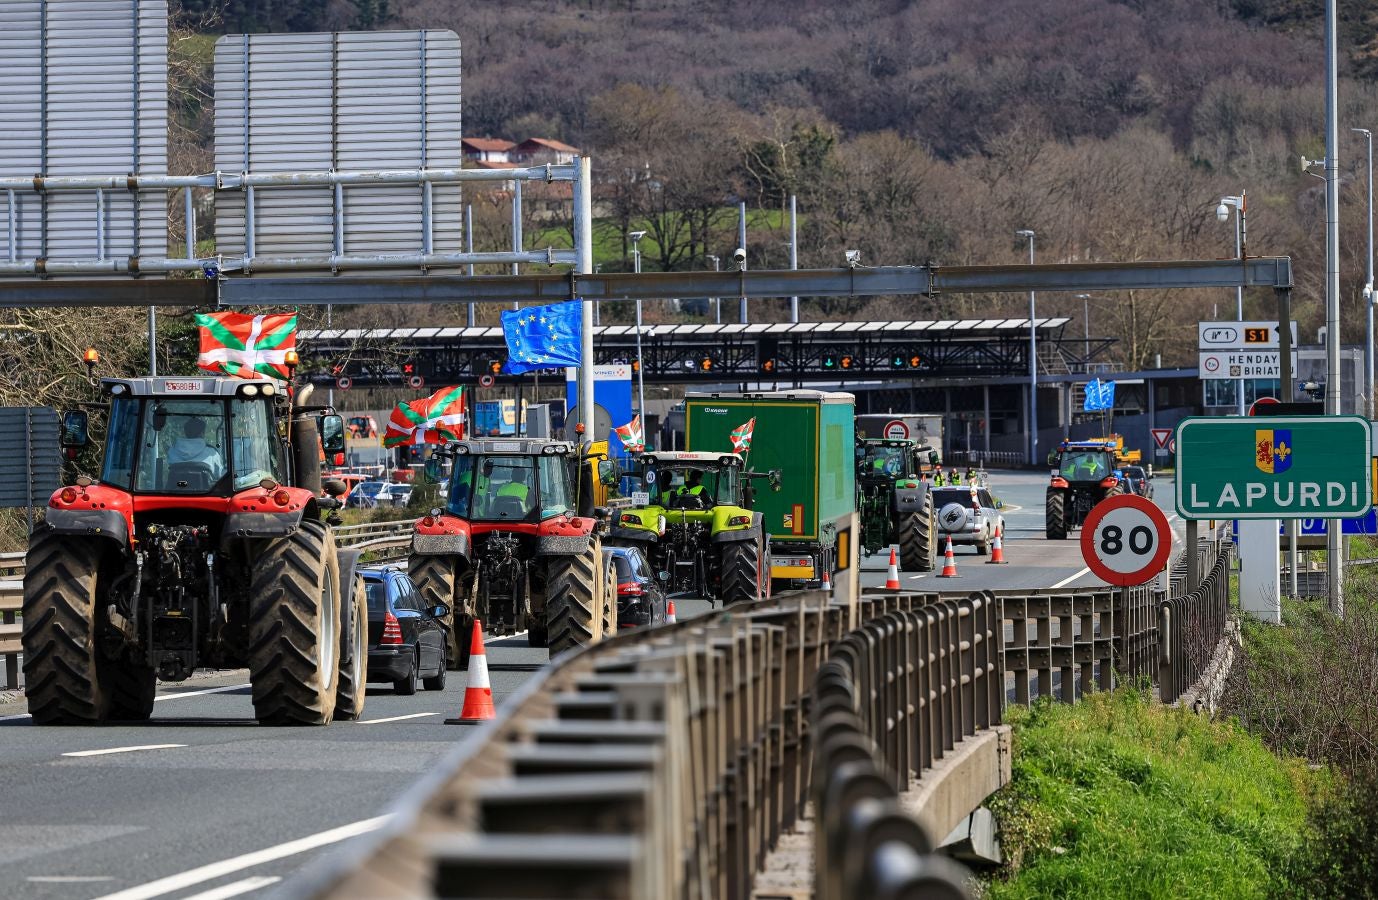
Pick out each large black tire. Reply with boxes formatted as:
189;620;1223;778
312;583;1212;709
545;540;601;656
104;659;156;721
719;538;762;605
394;648;419;695
247;522;341;725
1045;489;1067;540
898;504;936;573
334;575;368;721
410;554;468;670
601;557;617;638
22;531;110;725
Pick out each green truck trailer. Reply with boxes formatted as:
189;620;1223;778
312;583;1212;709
684;390;856;590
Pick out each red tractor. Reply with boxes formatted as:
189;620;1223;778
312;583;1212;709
408;439;616;669
22;377;368;726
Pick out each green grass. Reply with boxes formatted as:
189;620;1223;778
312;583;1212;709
986;689;1315;899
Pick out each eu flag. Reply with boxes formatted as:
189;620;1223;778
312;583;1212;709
501;300;583;374
1083;378;1116;411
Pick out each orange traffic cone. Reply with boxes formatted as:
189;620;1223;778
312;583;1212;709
987;525;1008;564
821;566;833;593
938;536;960;578
445;620;494;724
884;547;901;591
666;600;677;624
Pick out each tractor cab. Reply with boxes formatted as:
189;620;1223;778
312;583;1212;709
443;439;580;523
855;439;921;481
642;452;745;511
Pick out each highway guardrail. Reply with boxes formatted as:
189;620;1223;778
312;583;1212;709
290;531;1234;899
1;551;22;690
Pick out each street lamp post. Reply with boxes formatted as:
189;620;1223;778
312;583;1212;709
1075;293;1092;366
1016;230;1037;465
630;230;648;423
707;254;721;324
1216;192;1248;415
1354;127;1375;419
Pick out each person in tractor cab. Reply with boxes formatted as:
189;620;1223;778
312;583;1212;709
167;418;225;482
672;470;712;507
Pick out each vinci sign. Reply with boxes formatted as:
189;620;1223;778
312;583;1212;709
1175;416;1372;520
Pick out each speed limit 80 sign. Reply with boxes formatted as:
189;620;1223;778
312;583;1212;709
1079;494;1172;587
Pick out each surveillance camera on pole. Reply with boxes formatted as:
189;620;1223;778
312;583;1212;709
733;247;746;270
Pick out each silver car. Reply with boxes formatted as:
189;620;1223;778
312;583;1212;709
932;486;1005;555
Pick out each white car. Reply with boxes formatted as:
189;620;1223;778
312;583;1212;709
932;486;1004;555
376;483;413;508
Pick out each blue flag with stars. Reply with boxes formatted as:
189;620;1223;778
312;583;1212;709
501;300;583;374
1082;378;1116;411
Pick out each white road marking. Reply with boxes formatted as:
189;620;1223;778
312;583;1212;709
1050;567;1092;589
27;876;116;883
90;816;390;900
63;744;186;758
359;712;437;725
181;876;281;900
153;683;248;702
1;682;249;722
907;574;927;580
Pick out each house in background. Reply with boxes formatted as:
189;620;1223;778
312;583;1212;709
462;137;515;164
510;138;581;165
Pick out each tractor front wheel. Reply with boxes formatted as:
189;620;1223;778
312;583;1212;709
410;554;468;670
898;502;936;573
333;575;368;721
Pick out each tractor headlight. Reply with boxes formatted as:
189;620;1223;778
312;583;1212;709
241;384;260;397
727;515;750;526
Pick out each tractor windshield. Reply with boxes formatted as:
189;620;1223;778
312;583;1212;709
1059;452;1110;481
102;397;284;495
648;465;738;506
857;444;905;477
446;454;574;521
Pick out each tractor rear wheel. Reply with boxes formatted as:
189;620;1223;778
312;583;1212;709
899;500;936;573
601;556;617;638
545;539;600;656
1045;489;1068;540
719;537;762;605
22;531;110;725
410;554;468;670
333;575;368;721
104;659;156;721
248;522;341;725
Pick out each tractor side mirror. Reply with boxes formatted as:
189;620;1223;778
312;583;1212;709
61;410;90;449
598;460;619;486
322;478;348;498
769;470;782;492
319;414;346;453
1046;451;1058;466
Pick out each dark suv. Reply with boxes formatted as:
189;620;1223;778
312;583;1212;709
364;568;449;694
604;546;669;630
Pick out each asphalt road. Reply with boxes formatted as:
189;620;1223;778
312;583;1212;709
857;470;1185;593
0;469;1180;900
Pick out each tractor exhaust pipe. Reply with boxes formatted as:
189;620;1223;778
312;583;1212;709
290;384;323;497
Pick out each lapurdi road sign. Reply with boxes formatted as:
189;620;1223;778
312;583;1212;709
1175;416;1372;519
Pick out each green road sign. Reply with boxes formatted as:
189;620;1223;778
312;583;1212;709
1175;416;1372;519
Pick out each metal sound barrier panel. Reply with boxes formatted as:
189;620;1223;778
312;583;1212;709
214;30;463;270
0;0;169;266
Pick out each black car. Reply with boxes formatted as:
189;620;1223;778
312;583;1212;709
604;546;669;630
364;568;449;694
1122;465;1153;499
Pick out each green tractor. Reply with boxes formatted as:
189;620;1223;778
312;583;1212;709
855;438;937;572
608;451;779;604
